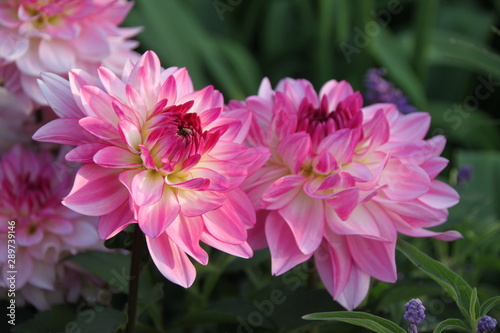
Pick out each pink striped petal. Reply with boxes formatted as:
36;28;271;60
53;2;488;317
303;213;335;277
203;203;247;245
200;231;253;259
80;85;120;126
380;159;431;201
94;146;142;168
177;190;225;217
418;181;459;209
38;72;83;118
63;164;128;216
98;201;135;239
127;50;160;110
334;265;370;310
119;119;142;152
138;187;179;238
79;116;120;142
276;132;311;174
261;175;305;210
166;215;208;265
33;118;91;145
347;235;397;283
66;143;108;163
146;233;196;288
279;192;324;255
266;211;312;275
132;170;164;206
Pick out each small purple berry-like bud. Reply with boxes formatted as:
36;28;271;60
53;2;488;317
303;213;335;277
363;68;417;114
457;165;473;185
477;315;497;332
403;299;426;325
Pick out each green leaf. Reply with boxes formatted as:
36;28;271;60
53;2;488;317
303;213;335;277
73;308;126;333
397;239;480;325
469;288;478;323
369;29;427;109
480;296;500;315
433;318;470;333
302;311;406;333
12;305;75;333
66;251;131;293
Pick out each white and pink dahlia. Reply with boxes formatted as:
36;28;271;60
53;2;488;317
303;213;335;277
0;0;141;108
231;78;461;310
0;145;103;310
33;51;269;288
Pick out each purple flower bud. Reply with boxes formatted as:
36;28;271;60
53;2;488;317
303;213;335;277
363;68;417;114
477;315;497;332
457;165;473;185
404;299;426;325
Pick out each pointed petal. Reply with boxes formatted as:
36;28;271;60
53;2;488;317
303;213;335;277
166;215;208;265
138;187;179;238
98;201;135;239
279;192;324;255
335;265;370;310
276;132;311;174
93;146;142;168
63;164;128;216
266;211;312;275
132;170;164;207
146;233;196;288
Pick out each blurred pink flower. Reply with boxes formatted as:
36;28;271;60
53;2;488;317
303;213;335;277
0;145;103;310
230;78;461;310
0;0;141;109
33;51;269;288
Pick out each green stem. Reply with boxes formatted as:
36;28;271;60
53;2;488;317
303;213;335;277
125;225;143;333
200;254;234;307
413;0;439;83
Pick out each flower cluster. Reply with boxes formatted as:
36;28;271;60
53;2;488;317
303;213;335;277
0;0;141;111
477;315;497;333
0;145;103;310
230;77;460;309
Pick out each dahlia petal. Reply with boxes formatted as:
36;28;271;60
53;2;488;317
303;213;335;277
177;190;225;217
138;187;179;238
0;29;28;61
266;211;312;275
69;69;101;113
279;192;324;255
158;75;177;105
335;265;370;310
420;157;449;179
347;235;397;283
98;201;135;239
262;175;305;210
127;50;160;110
80;85;120;126
63;164;128;216
125;84;147;122
16;40;45;76
177;85;217;115
146;233;196;288
343;161;373;182
203;204;248;245
277;132;311;174
207;141;246;160
166;215;208;265
118;119;142;152
29;261;56;290
132;170;164;207
167;178;210;191
64;220;100;248
326;188;360;221
327;204;383;239
38;73;83;118
418;181;459;209
391;112;431;141
33;118;91;145
73;23;110;61
98;67;127;103
313;150;337;174
315;234;352;299
66;143;108;163
319;129;357;165
16;224;44;246
200;231;253;258
39;38;76;73
319;80;354;111
189;167;229;191
247;210;269;250
93;146;142;168
79;116;120;141
380;160;431;201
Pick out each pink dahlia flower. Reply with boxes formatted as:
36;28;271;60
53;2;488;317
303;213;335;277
231;78;461;310
0;145;103;310
0;0;141;108
33;51;269;288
